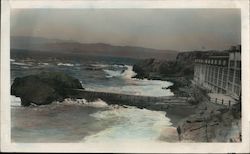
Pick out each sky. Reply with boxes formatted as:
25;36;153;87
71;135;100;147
11;9;241;51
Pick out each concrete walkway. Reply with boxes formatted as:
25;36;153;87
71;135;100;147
208;93;238;106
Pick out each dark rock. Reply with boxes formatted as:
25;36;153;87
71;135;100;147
11;71;83;106
186;120;192;123
231;102;241;119
187;96;199;105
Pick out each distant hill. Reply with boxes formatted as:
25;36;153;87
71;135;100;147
11;36;178;60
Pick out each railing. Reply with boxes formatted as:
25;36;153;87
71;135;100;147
209;97;237;108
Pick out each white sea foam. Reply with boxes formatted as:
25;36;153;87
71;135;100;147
57;63;74;67
82;107;174;143
38;62;49;66
11;95;22;107
102;65;174;97
113;64;126;68
90;64;109;68
51;98;108;108
121;65;137;79
103;65;136;79
11;95;108;108
103;69;123;78
11;62;31;66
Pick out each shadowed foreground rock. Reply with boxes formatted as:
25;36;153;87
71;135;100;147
11;72;83;106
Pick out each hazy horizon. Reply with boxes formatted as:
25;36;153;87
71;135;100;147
11;9;241;51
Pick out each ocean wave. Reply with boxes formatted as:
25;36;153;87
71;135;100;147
90;64;109;68
103;69;123;78
57;63;74;67
11;95;22;107
103;65;136;79
11;62;31;66
11;96;109;109
100;64;174;97
121;65;137;79
82;107;174;143
38;62;49;66
55;98;108;108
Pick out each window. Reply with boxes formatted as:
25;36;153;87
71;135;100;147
234;85;240;95
223;81;227;88
230;60;235;67
228;83;233;92
223;60;227;66
223;68;228;81
218;79;222;87
235;70;241;84
229;69;234;82
236;70;241;78
236;60;241;68
219;68;222;81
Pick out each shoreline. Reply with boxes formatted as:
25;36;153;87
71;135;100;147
131;67;241;142
11;99;180;143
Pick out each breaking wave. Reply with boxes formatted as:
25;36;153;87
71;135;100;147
11;95;22;107
82;106;176;143
11;62;31;66
54;98;108;108
11;96;108;108
101;65;174;97
103;65;136;79
57;63;74;67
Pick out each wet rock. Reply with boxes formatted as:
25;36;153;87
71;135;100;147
11;71;83;106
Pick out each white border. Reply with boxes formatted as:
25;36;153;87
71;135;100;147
1;0;250;153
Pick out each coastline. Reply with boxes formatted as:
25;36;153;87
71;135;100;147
10;62;241;143
131;62;241;142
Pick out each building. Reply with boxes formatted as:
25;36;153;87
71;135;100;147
194;45;241;99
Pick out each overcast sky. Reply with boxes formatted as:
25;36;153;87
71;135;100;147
11;9;241;51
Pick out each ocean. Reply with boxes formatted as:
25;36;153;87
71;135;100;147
11;54;177;143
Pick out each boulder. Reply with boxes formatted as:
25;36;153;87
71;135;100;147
11;72;83;106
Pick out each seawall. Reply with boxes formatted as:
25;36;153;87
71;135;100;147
65;89;196;126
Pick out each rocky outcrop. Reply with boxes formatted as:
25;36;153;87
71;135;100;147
178;101;241;142
11;72;83;106
132;57;194;81
132;58;194;96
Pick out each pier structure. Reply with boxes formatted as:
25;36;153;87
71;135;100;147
65;89;192;111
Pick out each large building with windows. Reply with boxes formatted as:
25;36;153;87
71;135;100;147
194;45;241;99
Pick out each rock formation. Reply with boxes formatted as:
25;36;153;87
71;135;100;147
11;72;83;106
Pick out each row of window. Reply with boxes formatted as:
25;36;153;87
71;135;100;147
195;59;228;66
196;59;242;68
229;60;241;68
195;65;241;92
